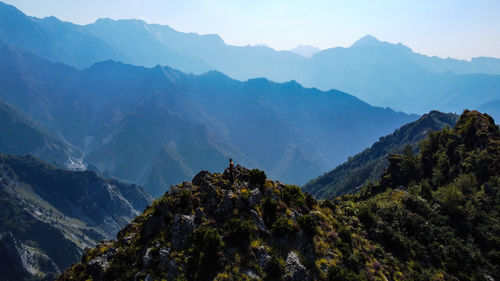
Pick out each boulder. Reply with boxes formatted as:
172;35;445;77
255;246;271;269
248;188;262;207
192;171;211;186
285;251;309;281
170;214;195;250
250;210;269;234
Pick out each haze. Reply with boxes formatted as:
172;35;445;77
4;0;500;60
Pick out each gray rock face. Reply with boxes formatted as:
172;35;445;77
167;259;181;280
250;210;269;234
255;246;271;269
202;183;219;207
243;269;260;279
0;232;59;281
170;214;195;250
216;190;235;215
248;188;262;207
142;247;154;268
285;251;309;281
195;207;205;224
159;247;170;266
192;171;211;186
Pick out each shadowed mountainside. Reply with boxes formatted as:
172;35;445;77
303;111;459;199
0;153;151;281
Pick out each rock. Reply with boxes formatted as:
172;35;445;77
285;251;309;281
195;207;205;224
248;188;262;207
142;247;154;268
0;232;59;281
159;247;170;266
87;249;114;274
202;183;219;207
192;171;211;186
216;190;235;214
243;269;260;279
255;246;271;268
167;259;180;280
170;214;195;250
250;210;269;234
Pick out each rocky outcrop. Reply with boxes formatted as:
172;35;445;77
170;214;195;250
0;232;59;281
285;251;309;281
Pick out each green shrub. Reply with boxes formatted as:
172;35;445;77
272;217;298;237
262;198;278;224
282;185;306;208
224;218;256;246
249;169;266;186
298;214;318;237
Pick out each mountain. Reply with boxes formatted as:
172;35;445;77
2;2;500;114
0;40;417;196
0;153;151;281
303;111;459;199
479;100;500;123
57;110;500;280
289;45;321;58
0;99;83;169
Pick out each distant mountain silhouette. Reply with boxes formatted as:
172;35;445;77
290;45;321;58
1;2;500;114
0;40;417;196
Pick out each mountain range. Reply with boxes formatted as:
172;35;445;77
1;1;500;116
0;153;151;280
0;39;417;196
303;111;459;199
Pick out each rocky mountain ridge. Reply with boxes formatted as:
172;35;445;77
58;110;500;280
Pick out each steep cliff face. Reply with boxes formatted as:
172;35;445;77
0;153;152;281
58;111;500;281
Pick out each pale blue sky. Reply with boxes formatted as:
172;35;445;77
4;0;500;60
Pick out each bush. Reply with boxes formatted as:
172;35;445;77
357;204;377;228
224;218;256;246
262;198;278;225
249;169;266;186
327;265;367;281
272;217;298;237
282;185;306;208
191;225;223;253
298;214;318;237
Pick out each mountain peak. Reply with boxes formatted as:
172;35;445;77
290;45;321;58
350;35;386;48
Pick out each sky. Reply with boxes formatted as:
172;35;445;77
4;0;500;60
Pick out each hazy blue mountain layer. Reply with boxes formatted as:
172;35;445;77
0;40;417;196
0;153;151;281
0;99;83;169
303;111;459;199
1;2;500;114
